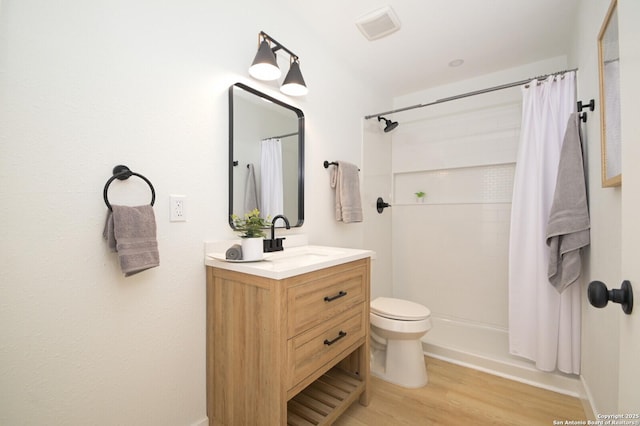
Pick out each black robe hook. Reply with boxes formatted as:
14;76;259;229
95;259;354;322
577;99;595;123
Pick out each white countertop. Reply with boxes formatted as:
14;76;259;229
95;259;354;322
205;244;375;280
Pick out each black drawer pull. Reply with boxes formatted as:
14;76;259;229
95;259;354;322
324;291;347;302
324;331;347;346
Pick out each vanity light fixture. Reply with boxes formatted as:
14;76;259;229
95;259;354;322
249;31;308;96
249;36;281;81
280;57;308;96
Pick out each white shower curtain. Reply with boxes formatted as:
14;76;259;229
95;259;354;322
260;138;284;219
508;71;581;374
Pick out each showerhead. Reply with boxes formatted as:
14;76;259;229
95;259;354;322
377;116;399;132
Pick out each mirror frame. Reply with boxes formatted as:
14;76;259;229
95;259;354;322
598;0;622;187
228;82;305;229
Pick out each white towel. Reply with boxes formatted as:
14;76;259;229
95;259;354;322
546;113;590;292
330;161;363;223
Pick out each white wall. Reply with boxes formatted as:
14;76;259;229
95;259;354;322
362;119;393;300
617;0;640;412
0;1;389;424
569;0;622;416
572;0;640;415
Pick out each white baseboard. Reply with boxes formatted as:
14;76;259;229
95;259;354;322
424;343;584;398
580;375;597;420
422;315;587;398
190;417;208;426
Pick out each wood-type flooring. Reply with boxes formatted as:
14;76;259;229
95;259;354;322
334;356;587;425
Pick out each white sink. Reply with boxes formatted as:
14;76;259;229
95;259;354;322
267;246;346;260
205;245;373;279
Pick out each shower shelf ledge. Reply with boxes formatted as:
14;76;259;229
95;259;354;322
392;161;516;176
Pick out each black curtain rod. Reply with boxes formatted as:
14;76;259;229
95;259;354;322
364;68;578;119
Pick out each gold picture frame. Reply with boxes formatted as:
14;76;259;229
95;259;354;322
598;0;621;187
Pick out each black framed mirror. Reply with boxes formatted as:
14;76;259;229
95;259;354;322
229;83;304;229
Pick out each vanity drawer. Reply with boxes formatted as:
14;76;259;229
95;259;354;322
287;304;365;390
287;263;366;338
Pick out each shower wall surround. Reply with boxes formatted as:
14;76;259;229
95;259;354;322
391;87;522;330
362;56;588;396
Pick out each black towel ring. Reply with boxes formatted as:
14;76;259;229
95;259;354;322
103;165;156;211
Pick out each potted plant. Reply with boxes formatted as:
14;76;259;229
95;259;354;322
231;209;271;260
415;191;426;203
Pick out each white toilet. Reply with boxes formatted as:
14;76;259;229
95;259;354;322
369;297;432;388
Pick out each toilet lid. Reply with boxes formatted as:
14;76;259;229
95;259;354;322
370;297;431;321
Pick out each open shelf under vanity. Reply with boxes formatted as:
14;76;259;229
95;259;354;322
287;367;365;426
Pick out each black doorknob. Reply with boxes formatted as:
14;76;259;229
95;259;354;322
588;280;633;315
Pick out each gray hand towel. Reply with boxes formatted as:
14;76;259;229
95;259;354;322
330;161;363;223
225;244;243;260
244;163;259;213
546;113;590;293
103;205;160;277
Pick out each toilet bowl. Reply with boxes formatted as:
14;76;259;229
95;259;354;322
370;297;432;388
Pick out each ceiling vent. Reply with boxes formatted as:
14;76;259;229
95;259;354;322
355;6;401;41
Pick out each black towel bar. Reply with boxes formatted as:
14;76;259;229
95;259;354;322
323;160;360;171
103;165;156;211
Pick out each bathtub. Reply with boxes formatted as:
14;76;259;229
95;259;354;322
421;315;585;398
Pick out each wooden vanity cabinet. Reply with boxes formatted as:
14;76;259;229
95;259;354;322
206;258;371;426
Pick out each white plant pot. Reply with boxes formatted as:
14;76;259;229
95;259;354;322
241;237;264;261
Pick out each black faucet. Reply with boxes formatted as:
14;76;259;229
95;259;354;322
264;215;290;252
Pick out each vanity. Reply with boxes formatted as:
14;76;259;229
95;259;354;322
218;82;370;424
204;245;373;425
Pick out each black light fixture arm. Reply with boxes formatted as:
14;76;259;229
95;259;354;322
259;31;299;61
